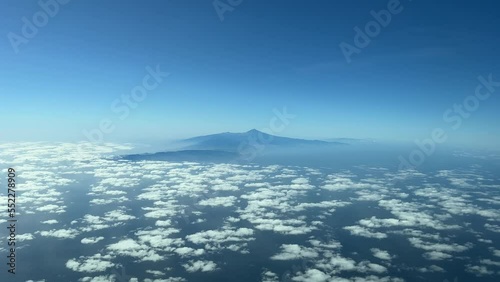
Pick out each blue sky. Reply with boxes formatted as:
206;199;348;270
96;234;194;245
1;0;499;149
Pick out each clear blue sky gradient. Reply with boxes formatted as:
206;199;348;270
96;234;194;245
1;0;499;149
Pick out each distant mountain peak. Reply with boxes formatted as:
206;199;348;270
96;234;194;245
125;130;347;162
176;130;344;152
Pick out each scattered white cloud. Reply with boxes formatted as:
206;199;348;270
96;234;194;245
66;254;114;273
182;260;218;272
81;237;105;244
371;248;393;261
271;244;319;260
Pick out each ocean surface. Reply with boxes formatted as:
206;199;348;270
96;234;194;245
0;142;499;282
